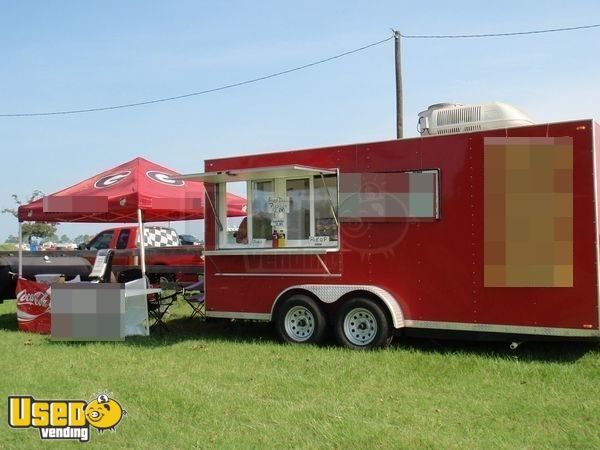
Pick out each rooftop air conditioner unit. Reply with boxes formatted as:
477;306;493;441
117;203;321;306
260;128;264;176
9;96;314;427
417;102;534;136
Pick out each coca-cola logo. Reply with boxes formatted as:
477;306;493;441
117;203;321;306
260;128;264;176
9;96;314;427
146;171;185;186
94;171;132;189
16;289;51;307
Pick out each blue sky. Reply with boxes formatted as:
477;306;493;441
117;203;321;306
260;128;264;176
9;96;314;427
1;1;599;240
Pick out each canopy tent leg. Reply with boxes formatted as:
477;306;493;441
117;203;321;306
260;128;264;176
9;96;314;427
18;222;23;277
137;208;146;278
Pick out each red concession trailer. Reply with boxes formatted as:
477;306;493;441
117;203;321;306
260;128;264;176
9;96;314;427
180;119;600;348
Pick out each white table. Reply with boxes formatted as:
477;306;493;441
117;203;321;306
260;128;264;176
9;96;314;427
51;281;163;340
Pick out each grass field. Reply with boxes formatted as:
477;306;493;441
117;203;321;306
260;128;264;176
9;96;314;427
0;299;599;449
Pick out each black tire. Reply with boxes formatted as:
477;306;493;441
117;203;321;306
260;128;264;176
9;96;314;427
274;294;327;344
334;297;393;349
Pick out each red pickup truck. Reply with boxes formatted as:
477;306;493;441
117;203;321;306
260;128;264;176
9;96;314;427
78;225;204;282
0;226;203;300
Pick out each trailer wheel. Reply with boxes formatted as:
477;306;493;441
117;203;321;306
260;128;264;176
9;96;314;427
334;297;393;349
274;294;327;344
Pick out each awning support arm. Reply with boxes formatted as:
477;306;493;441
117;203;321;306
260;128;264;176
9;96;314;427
319;173;339;226
205;189;223;232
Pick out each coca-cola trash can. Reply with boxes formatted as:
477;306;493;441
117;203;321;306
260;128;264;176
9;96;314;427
16;278;52;334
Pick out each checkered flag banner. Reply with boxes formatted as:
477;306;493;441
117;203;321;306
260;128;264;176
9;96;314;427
143;227;179;247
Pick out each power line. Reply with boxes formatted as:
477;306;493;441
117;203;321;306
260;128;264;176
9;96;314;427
401;23;600;39
0;36;393;117
2;23;598;117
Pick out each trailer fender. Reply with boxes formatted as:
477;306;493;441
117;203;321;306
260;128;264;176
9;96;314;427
272;285;405;329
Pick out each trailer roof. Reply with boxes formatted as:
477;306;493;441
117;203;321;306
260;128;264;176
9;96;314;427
203;119;597;170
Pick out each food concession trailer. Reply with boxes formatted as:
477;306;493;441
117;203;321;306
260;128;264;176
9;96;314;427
180;117;600;349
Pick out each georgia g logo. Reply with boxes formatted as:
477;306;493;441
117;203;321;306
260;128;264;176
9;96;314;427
94;171;131;189
146;171;184;186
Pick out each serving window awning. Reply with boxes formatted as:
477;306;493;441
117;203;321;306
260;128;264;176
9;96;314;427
177;165;338;184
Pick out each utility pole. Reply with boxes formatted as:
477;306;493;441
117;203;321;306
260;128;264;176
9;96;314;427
393;30;403;139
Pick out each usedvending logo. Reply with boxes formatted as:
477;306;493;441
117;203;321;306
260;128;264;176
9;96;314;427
146;170;185;186
94;171;132;189
8;393;127;443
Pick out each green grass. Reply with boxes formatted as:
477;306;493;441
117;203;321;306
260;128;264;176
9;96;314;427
0;300;598;449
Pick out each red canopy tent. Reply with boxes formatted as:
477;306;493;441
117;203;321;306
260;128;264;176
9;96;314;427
17;157;246;276
18;157;245;222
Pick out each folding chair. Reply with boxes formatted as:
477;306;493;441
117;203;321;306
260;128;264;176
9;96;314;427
147;290;178;332
117;269;178;332
182;279;205;320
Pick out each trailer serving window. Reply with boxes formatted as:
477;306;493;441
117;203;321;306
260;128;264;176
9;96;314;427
182;166;339;252
218;168;338;250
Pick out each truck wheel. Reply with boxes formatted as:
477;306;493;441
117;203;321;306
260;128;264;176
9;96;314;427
334;297;393;349
274;294;327;344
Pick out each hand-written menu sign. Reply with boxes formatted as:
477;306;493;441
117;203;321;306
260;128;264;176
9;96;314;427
271;219;285;228
250;238;267;247
267;197;290;214
309;235;330;246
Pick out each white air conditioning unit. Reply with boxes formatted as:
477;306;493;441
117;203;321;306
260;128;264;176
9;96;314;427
417;102;534;136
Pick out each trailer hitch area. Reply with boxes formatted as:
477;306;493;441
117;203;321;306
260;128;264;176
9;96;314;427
509;341;522;351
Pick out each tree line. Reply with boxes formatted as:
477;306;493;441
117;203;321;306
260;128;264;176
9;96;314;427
2;191;92;245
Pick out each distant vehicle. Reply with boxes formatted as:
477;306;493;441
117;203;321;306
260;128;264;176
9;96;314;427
78;226;181;251
178;234;202;246
55;243;77;251
74;225;204;282
41;242;56;251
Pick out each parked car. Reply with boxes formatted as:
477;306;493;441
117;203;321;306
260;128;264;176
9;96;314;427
78;226;182;251
178;234;202;246
55;243;77;250
41;242;56;250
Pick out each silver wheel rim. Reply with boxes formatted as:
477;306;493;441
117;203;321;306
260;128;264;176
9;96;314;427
284;306;315;342
343;307;377;346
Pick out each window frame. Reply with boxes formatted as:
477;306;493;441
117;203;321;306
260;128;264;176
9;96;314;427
88;230;114;251
216;173;339;250
116;229;131;249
